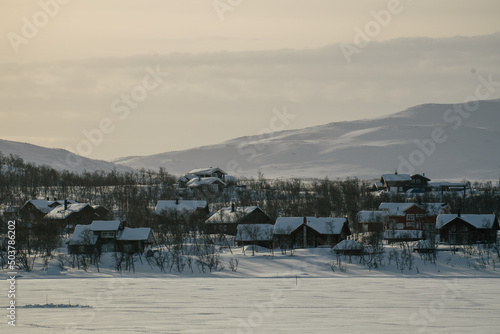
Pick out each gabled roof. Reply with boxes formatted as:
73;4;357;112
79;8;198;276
186;177;226;188
117;227;153;241
188;167;226;176
381;174;411;183
274;217;347;235
436;214;497;229
52;199;78;206
90;220;122;231
155;200;207;214
22;199;57;214
379;202;448;216
235;224;274;241
69;225;97;245
357;211;384;223
44;203;91;219
378;203;416;216
206;206;262;224
428;182;468;188
411;174;431;182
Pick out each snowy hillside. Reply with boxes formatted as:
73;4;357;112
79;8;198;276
114;99;500;180
0;139;133;174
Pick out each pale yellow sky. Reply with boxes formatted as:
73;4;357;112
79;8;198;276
1;0;499;62
0;0;499;160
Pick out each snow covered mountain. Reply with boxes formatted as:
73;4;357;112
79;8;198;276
114;99;500;181
0;139;133;173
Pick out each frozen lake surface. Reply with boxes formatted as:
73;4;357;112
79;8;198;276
6;276;500;333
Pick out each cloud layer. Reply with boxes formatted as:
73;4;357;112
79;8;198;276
1;33;499;159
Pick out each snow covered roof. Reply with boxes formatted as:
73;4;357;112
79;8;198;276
188;167;226;176
90;220;122;231
381;174;411;182
23;199;57;214
44;203;91;219
178;174;198;183
428;182;467;188
186;177;226;188
333;239;363;250
378;202;448;216
155;200;207;214
378;203;415;216
235;224;274;241
206;206;261;224
357;211;384;223
117;227;153;241
274;217;347;235
411;173;431;181
69;225;97;245
436;214;497;229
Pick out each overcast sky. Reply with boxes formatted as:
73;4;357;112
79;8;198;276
1;0;499;160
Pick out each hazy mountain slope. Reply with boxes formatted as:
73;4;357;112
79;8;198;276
113;99;500;181
0;139;133;173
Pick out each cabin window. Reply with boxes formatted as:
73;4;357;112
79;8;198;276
101;231;115;238
397;223;405;230
406;214;415;221
416;214;425;219
406;221;415;228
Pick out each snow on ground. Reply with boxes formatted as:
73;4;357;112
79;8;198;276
2;245;500;333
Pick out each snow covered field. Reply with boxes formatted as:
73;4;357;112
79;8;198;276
3;247;500;333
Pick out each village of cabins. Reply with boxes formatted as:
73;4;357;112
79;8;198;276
4;167;498;256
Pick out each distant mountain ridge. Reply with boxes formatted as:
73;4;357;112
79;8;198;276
3;99;499;180
113;99;500;181
0;139;133;174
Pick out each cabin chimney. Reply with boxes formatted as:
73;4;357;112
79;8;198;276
231;203;235;212
457;209;461;217
64;199;68;210
303;218;308;248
